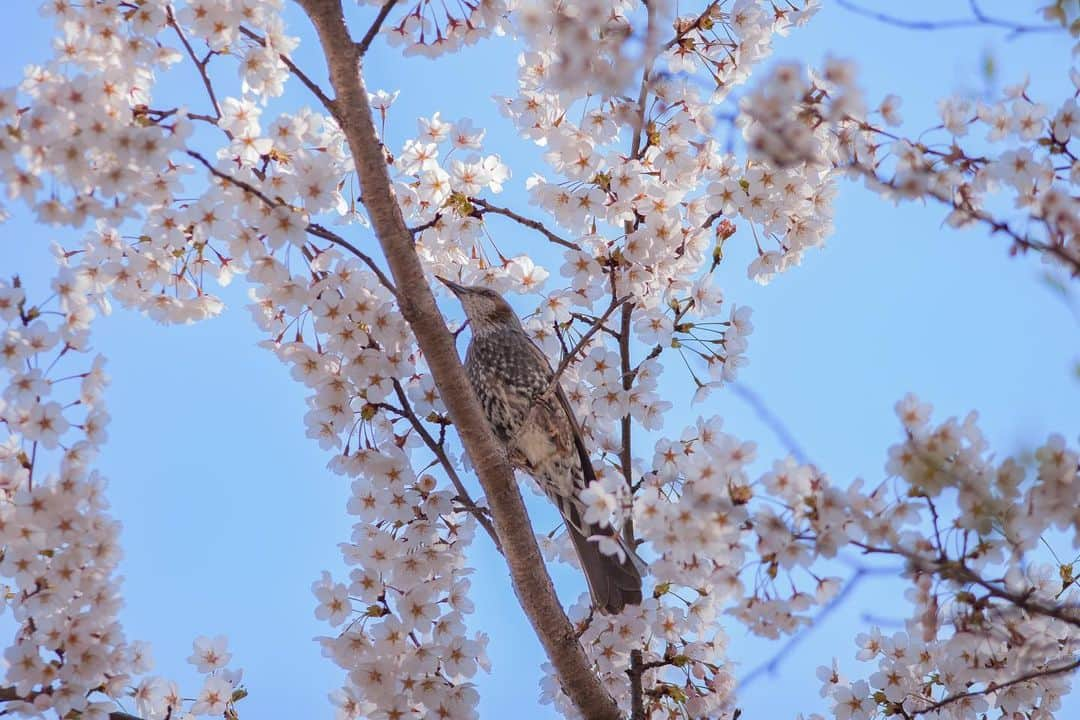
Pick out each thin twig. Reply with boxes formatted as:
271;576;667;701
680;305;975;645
469;198;579;250
239;26;337;112
661;1;724;52
358;0;400;55
911;658;1080;716
409;213;443;236
391;380;502;552
849;164;1080;276
166;7;224;121
852;542;1080;630
185;149;397;293
738;566;897;690
835;0;1058;37
728;382;810;465
540;295;630;402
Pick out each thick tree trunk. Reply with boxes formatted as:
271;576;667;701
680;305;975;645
293;2;623;718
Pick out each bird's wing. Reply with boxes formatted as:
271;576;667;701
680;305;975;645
522;336;599;492
554;383;598;492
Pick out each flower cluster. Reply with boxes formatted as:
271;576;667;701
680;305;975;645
0;278;151;718
379;0;514;58
738;54;1080;276
810;398;1080;720
1;1;1078;720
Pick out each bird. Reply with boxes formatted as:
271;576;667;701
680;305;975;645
437;276;643;614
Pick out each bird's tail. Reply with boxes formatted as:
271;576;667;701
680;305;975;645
564;505;645;614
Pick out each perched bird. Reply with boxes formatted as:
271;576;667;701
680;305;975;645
438;276;643;614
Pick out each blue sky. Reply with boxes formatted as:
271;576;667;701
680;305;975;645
1;2;1077;719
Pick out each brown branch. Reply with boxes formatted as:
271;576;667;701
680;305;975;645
408;213;443;236
628;648;646;720
293;2;622;718
0;687;145;720
910;658;1080;716
390;380;502;552
946;562;1080;630
852;542;1080;630
628;0;665;160
184;149;398;293
166;7;224;121
358;0;400;55
303;222;399;294
848;163;1080;276
540;294;630;402
661;1;723;52
469;198;580;250
617;301;636;516
238;26;337;110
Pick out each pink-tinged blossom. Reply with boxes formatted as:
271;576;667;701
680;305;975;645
186;635;232;674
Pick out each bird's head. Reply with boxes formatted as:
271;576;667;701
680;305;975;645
437;277;520;334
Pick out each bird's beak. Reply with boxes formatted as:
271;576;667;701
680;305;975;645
436;275;466;295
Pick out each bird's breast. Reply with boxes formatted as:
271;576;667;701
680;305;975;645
464;329;552;437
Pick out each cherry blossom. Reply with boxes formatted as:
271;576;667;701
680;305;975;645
0;1;1076;719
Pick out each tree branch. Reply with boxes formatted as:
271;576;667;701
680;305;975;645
728;382;810;465
852;542;1080;630
469;198;580;250
0;687;145;720
358;0;399;55
738;566;896;690
911;658;1080;716
628;648;646;720
847;162;1080;276
184;149;398;293
293;2;622;718
661;1;723;52
390;379;502;552
835;0;1058;37
238;26;337;110
541;294;629;402
166;7;224;121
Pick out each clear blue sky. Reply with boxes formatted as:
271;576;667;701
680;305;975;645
1;2;1077;719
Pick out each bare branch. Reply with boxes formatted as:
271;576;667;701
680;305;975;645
469;198;580;250
728;382;811;465
238;26;337;111
847;163;1080;276
358;0;400;55
738;566;897;690
390;380;502;552
166;7;224;121
911;658;1080;716
835;0;1059;37
541;294;630;402
408;213;443;236
852;542;1080;630
0;687;146;720
294;2;622;717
